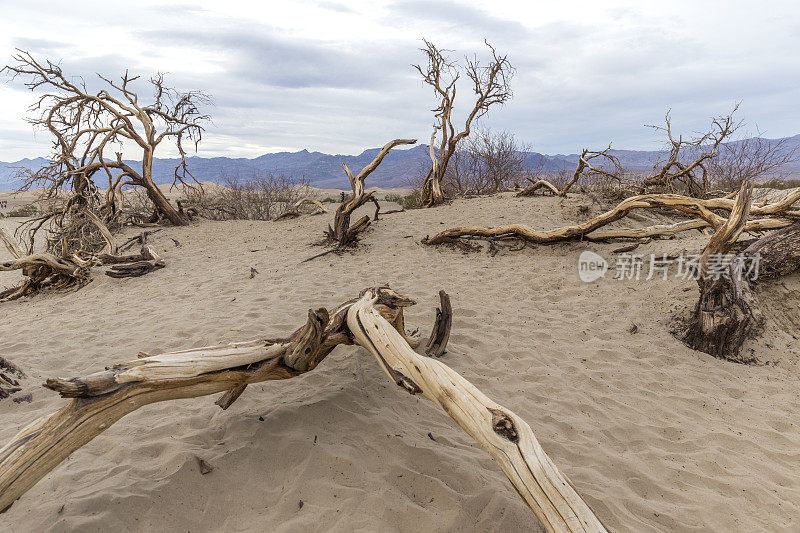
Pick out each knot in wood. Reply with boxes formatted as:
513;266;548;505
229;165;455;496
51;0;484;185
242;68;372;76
489;408;519;443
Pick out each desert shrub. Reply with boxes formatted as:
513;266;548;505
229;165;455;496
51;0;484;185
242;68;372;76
441;129;530;196
182;173;314;221
709;135;798;192
754;178;800;190
385;190;426;209
5;204;38;218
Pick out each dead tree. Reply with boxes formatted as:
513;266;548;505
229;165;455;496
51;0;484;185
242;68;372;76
415;39;513;206
517;144;624;197
326;139;416;245
0;286;606;532
0;358;26;400
3;50;210;227
1;228;165;302
639;107;740;196
685;193;800;362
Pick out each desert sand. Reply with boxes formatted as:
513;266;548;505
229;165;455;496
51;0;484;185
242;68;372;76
1;190;799;532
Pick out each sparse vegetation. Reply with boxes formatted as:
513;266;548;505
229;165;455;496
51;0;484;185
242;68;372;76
2;204;38;218
182;174;315;221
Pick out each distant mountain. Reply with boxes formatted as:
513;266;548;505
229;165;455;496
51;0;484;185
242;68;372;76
2;135;799;190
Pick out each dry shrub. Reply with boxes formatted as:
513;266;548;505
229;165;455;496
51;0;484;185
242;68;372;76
442;129;530;196
182;173;315;221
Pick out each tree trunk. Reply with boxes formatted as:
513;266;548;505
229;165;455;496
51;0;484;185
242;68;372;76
141;150;187;226
685;221;800;361
327;139;415;245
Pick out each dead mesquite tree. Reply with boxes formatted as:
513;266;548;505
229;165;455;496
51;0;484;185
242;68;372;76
424;187;800;248
0;227;166;302
684;184;800;361
415;39;514;206
517;144;625;197
0;286;607;531
639;107;740;196
326;138;416;245
3;50;210;227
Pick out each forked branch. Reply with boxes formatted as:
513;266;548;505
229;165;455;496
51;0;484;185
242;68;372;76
0;287;605;532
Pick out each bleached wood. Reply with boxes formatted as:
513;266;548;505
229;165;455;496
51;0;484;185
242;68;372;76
347;289;607;532
0;287;603;532
426;188;800;246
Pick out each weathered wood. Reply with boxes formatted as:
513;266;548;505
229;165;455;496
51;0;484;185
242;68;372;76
683;183;755;361
685;212;800;362
517;180;560;197
425;290;452;357
327;139;416;245
274;198;328;221
348;288;607;532
0;287;606;532
0;358;25;400
425;188;800;247
0;302;353;512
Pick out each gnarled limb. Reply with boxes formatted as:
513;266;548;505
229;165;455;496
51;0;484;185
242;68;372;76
0;358;25;400
516;180;559;197
425;188;800;247
274;198;328;221
0;287;605;531
98;233;165;278
348;288;607;532
326;138;416;245
0;228;91;302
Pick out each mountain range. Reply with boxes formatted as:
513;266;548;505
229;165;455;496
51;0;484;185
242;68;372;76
2;134;799;190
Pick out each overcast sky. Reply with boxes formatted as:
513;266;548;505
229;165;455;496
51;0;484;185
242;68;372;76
0;0;798;161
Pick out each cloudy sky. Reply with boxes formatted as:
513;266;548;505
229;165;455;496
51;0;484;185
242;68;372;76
0;0;798;161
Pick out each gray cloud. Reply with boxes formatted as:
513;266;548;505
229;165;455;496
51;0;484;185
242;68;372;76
387;0;528;40
1;1;799;161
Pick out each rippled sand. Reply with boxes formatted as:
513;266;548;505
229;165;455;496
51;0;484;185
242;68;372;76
1;191;799;532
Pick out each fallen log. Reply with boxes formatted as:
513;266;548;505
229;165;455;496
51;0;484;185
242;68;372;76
348;288;606;531
425;188;800;247
0;287;606;532
274;198;329;221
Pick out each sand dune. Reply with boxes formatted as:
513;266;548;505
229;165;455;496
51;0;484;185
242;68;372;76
1;192;799;531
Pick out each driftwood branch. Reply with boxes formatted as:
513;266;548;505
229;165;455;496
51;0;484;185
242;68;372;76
0;286;605;531
0;358;25;400
425;290;452;357
274;198;328;221
327;139;416;245
348;288;606;531
425;188;800;247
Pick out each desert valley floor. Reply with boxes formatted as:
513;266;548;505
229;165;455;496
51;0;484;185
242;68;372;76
1;192;799;532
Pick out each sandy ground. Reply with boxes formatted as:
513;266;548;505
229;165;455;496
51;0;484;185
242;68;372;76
1;191;799;532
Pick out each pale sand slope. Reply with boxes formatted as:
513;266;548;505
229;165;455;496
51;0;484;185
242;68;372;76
1;192;799;532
